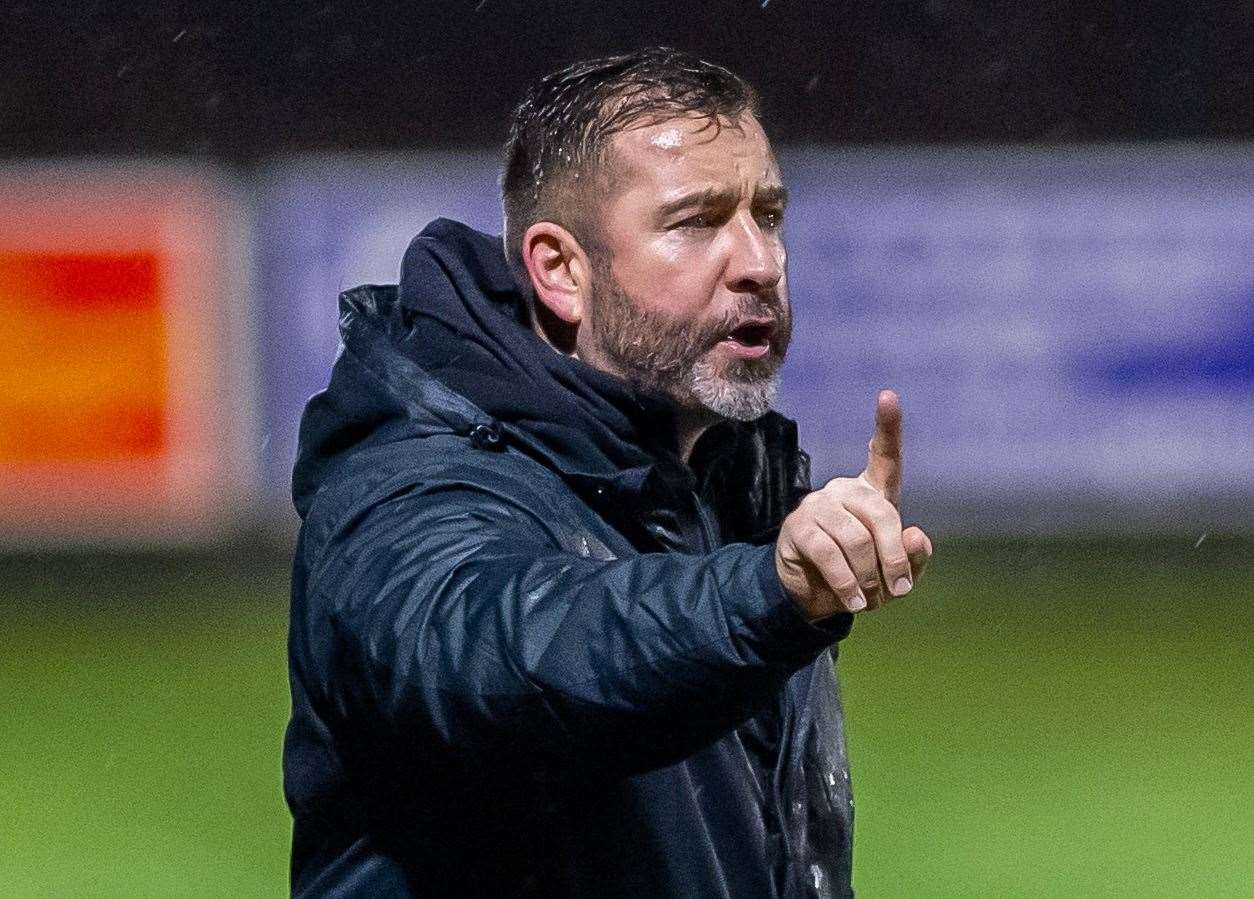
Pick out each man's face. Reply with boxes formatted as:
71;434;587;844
578;112;791;422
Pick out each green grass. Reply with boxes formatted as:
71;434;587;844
0;538;1250;897
1;555;292;897
841;536;1254;897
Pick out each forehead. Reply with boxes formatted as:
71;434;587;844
605;113;781;199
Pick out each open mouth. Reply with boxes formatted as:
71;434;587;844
719;320;775;358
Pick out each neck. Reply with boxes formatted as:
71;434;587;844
675;409;720;464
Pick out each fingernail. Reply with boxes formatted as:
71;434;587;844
892;576;913;596
848;592;867;611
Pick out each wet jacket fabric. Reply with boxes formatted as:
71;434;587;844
284;218;856;897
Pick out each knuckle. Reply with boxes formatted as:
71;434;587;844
871;502;902;525
834;576;860;596
857;567;880;588
801;525;828;547
882;553;909;571
800;530;833;562
822;477;858;497
797;529;827;556
819;546;847;571
844;530;874;554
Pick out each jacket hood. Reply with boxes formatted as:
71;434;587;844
292;218;808;538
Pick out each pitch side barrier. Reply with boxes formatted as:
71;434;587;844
3;147;1249;546
250;146;1253;539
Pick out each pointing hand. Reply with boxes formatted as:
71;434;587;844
775;390;934;621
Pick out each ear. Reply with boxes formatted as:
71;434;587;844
520;221;591;326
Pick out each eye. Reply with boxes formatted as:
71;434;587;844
676;212;715;229
756;208;785;231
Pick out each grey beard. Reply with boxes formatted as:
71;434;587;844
587;258;790;423
687;357;780;421
598;328;783;421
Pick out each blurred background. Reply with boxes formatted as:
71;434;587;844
3;2;1251;895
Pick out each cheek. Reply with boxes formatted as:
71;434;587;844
774;245;790;302
620;245;722;317
667;266;722;317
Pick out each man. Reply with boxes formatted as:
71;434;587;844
285;47;932;897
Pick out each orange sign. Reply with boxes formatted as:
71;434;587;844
0;164;253;545
0;252;166;463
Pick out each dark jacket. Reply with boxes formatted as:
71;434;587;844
284;218;856;897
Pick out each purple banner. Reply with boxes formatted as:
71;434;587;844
253;147;1254;534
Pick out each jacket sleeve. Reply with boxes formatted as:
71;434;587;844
302;479;851;775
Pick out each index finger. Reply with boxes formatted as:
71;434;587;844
860;389;902;507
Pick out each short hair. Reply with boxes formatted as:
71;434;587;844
500;46;761;295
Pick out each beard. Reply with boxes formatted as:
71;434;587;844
586;256;792;422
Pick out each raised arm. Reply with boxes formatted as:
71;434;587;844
294;481;849;776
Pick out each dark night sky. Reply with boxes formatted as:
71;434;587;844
3;1;1250;160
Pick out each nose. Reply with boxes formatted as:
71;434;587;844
724;212;783;294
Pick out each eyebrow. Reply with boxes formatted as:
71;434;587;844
656;183;789;218
755;184;789;208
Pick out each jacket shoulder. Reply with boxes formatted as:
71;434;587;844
298;433;602;573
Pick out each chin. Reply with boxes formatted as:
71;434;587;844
686;361;780;422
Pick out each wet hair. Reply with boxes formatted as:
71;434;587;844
500;46;761;295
